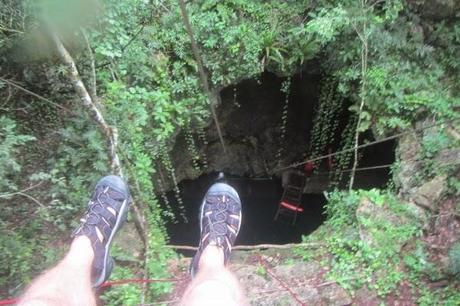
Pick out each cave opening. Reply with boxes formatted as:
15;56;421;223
165;173;328;254
163;70;396;251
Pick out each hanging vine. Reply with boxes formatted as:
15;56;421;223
158;142;188;222
233;86;241;108
276;77;292;164
178;0;227;156
306;77;343;171
155;167;175;221
185;129;201;173
330;115;358;188
197;127;209;171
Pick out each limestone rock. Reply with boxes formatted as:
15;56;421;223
319;283;352;306
356;198;401;247
412;175;446;211
435;148;460;168
273;261;323;278
232;259;353;305
234;265;269;297
354;286;381;305
355;197;425;249
161;73;318;190
394;133;422;197
410;0;460;20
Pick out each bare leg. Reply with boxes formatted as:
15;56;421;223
18;175;131;306
18;236;95;306
181;246;247;306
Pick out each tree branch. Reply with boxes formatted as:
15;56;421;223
0;76;71;112
0;183;46;208
350;0;369;191
164;242;324;251
0;182;42;198
0;25;23;34
49;25;150;265
48;24;122;177
95;23;147;69
178;0;227;155
15;192;46;208
119;149;148;248
80;28;98;105
118;149;150;303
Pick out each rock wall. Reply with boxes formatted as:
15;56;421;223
409;0;460;20
164;71;320;190
394;120;460;212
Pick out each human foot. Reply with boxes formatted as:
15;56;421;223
73;175;131;287
190;179;242;277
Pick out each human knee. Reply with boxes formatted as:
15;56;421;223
183;278;239;306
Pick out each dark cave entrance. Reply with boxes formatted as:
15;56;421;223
164;70;396;252
164;174;327;255
165;143;394;253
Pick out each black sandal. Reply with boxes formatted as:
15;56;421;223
72;175;131;287
190;179;242;277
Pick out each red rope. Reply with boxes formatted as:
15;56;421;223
258;255;306;306
0;278;181;305
0;299;17;306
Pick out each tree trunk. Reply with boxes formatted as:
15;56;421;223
178;0;227;155
48;25;148;249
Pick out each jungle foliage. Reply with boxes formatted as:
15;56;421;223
0;0;459;303
297;189;460;304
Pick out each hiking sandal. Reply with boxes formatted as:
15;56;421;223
72;175;131;287
190;181;242;277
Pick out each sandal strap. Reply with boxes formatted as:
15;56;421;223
72;175;131;287
201;194;240;260
190;182;241;277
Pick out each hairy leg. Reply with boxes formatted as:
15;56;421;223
18;236;96;306
181;246;247;306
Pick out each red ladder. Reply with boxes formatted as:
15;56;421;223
274;172;306;225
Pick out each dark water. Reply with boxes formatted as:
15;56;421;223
164;174;327;255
